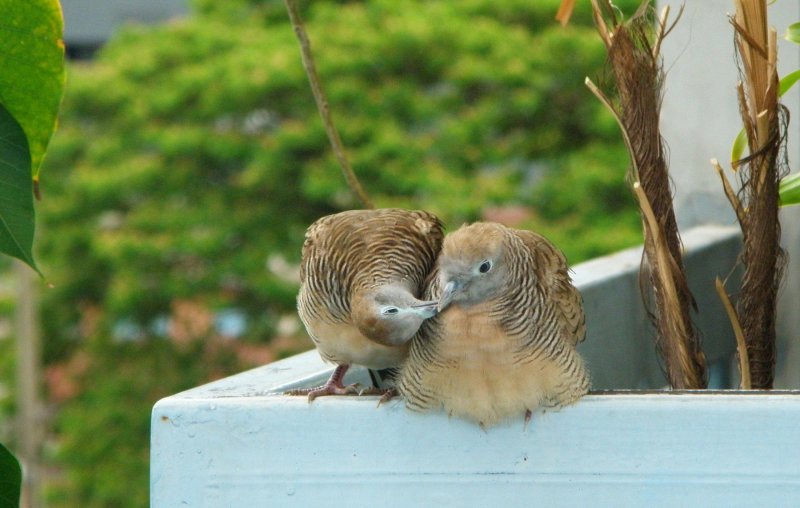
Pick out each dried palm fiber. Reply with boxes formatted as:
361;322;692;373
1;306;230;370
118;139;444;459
587;0;707;388
714;0;788;389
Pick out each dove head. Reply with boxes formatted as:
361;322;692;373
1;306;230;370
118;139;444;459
437;222;513;312
352;285;438;347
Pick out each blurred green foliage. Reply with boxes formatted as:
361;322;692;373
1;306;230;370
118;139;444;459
46;336;240;508
32;0;641;505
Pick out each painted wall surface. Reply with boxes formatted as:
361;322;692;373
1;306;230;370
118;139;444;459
574;226;741;389
61;0;188;46
657;0;800;387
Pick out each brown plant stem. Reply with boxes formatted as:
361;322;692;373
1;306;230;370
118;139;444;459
588;0;706;388
283;0;374;209
713;0;786;388
715;277;751;390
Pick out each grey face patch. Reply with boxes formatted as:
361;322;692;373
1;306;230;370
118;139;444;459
354;284;439;346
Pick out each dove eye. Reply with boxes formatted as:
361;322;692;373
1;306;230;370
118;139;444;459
382;307;400;315
478;260;492;274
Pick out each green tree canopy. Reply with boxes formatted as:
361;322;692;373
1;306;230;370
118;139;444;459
36;0;640;505
41;0;638;356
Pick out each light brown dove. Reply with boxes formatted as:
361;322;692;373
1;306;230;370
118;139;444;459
290;208;443;401
397;221;589;427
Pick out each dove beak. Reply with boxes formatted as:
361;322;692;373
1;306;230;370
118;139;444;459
438;280;460;312
410;300;438;318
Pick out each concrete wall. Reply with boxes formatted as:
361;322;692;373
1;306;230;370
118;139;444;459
574;225;741;389
152;390;800;507
658;0;800;387
61;0;188;48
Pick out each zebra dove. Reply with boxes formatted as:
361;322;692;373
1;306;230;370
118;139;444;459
397;222;589;427
290;209;444;401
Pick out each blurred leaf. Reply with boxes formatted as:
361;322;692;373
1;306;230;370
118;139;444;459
780;171;800;206
786;22;800;44
731;69;800;165
779;68;800;96
0;103;39;272
730;127;748;167
0;443;21;508
0;0;66;178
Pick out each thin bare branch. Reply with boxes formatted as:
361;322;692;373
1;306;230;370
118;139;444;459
652;4;685;59
585;77;640;179
661;4;685;40
652;5;671;59
589;0;613;47
283;0;374;209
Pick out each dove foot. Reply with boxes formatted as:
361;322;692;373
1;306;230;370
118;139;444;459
523;409;533;431
284;364;361;402
285;382;362;401
376;388;398;407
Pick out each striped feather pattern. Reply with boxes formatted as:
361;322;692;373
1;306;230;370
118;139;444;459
398;222;589;426
297;209;443;365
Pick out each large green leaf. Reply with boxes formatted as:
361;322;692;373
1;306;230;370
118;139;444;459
0;0;66;180
0;103;38;271
0;443;21;508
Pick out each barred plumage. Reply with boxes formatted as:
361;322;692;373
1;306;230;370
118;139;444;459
292;209;444;400
398;221;589;426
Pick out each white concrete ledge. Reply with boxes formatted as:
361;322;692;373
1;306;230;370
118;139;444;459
152;391;800;506
152;225;798;507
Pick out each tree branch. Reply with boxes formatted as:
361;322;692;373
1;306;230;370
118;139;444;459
283;0;374;209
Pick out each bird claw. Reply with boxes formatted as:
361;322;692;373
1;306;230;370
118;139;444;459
523;409;533;431
376;388;398;407
355;386;391;396
284;382;362;402
284;383;401;403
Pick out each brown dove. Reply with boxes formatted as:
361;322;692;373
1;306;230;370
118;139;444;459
290;209;443;401
397;221;589;427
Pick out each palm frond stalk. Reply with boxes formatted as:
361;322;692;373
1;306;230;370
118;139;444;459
587;0;707;388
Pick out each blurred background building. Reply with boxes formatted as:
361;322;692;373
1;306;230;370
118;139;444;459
61;0;188;58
